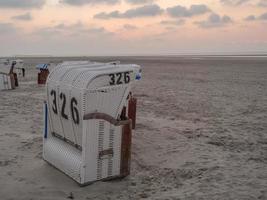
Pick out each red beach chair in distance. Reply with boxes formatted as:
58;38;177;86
36;63;50;84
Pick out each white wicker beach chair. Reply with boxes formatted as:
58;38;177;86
0;60;18;90
0;73;13;90
43;61;141;185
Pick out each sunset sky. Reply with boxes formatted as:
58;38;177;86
0;0;267;56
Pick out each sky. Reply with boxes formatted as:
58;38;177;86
0;0;267;56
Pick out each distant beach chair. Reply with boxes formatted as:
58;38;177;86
0;61;19;90
36;63;50;84
11;59;25;77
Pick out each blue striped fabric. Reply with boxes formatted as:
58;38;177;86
36;63;49;69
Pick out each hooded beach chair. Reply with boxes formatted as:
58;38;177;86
36;63;51;84
0;61;18;90
43;61;141;185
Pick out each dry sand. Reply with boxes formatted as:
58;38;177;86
0;56;267;200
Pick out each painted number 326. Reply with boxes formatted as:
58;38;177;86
50;90;80;124
109;72;130;85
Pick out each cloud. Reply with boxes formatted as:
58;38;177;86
244;15;256;21
60;0;120;6
195;13;233;28
0;23;16;33
258;0;267;7
125;0;155;4
220;0;251;6
53;22;84;30
94;4;163;19
11;13;32;21
123;24;137;30
221;0;267;7
259;12;267;20
244;12;267;21
94;11;120;19
0;0;45;9
61;0;156;6
54;22;110;34
160;19;185;26
166;4;211;18
34;22;113;38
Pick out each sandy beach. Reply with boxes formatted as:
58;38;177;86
0;56;267;200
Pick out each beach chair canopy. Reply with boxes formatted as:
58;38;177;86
0;65;11;74
0;59;18;74
36;63;50;70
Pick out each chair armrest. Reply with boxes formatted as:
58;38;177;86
83;112;131;126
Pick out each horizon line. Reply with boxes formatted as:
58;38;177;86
1;51;267;58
